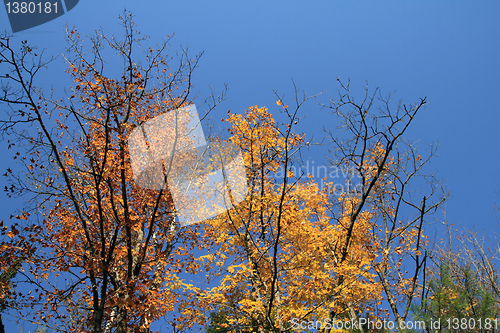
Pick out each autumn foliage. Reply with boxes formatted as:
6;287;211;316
0;13;449;333
199;99;443;332
0;12;210;332
199;105;380;331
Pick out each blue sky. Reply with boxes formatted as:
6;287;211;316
1;0;500;331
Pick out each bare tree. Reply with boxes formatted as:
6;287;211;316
321;79;447;332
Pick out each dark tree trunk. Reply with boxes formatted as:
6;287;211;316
0;314;5;333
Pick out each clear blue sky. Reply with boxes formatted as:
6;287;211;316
1;1;500;331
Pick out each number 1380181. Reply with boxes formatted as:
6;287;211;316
5;2;58;14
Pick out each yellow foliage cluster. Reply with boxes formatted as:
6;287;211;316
200;106;391;331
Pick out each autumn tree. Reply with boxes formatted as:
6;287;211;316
199;96;374;332
0;12;222;332
200;82;445;333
